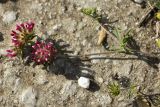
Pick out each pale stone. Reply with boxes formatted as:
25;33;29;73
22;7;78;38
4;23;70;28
2;11;17;23
78;77;90;89
134;0;145;4
81;70;89;74
20;87;37;107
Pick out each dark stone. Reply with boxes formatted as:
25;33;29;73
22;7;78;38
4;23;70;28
0;32;4;42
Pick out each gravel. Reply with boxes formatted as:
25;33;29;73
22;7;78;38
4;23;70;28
60;81;77;101
0;0;159;106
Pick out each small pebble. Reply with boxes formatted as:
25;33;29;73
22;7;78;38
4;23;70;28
81;70;89;74
52;24;62;31
134;0;145;4
104;59;111;63
2;11;17;24
97;77;103;83
78;77;90;89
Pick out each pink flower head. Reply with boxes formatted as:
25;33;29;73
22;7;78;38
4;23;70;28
32;41;57;64
10;21;35;47
6;49;17;58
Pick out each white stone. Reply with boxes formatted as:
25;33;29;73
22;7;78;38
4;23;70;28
97;77;103;83
2;11;17;23
82;39;87;46
52;24;62;31
81;70;89;74
104;59;111;63
78;77;90;89
20;87;37;107
134;0;145;4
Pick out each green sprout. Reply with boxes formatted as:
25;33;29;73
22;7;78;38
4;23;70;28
81;7;102;22
112;28;133;53
108;82;120;96
128;85;138;99
120;36;132;52
156;39;160;48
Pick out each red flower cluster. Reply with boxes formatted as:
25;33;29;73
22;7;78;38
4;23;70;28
11;21;35;47
5;20;57;64
31;41;57;64
6;21;35;58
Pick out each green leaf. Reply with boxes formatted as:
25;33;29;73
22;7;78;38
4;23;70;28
156;39;160;48
120;30;133;52
81;7;101;21
81;8;96;16
156;12;160;20
26;33;36;40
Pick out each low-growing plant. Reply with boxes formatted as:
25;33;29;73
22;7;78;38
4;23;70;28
112;28;134;53
31;39;57;64
120;31;133;53
6;21;35;58
81;7;102;22
128;85;138;99
5;20;57;65
108;82;120;96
